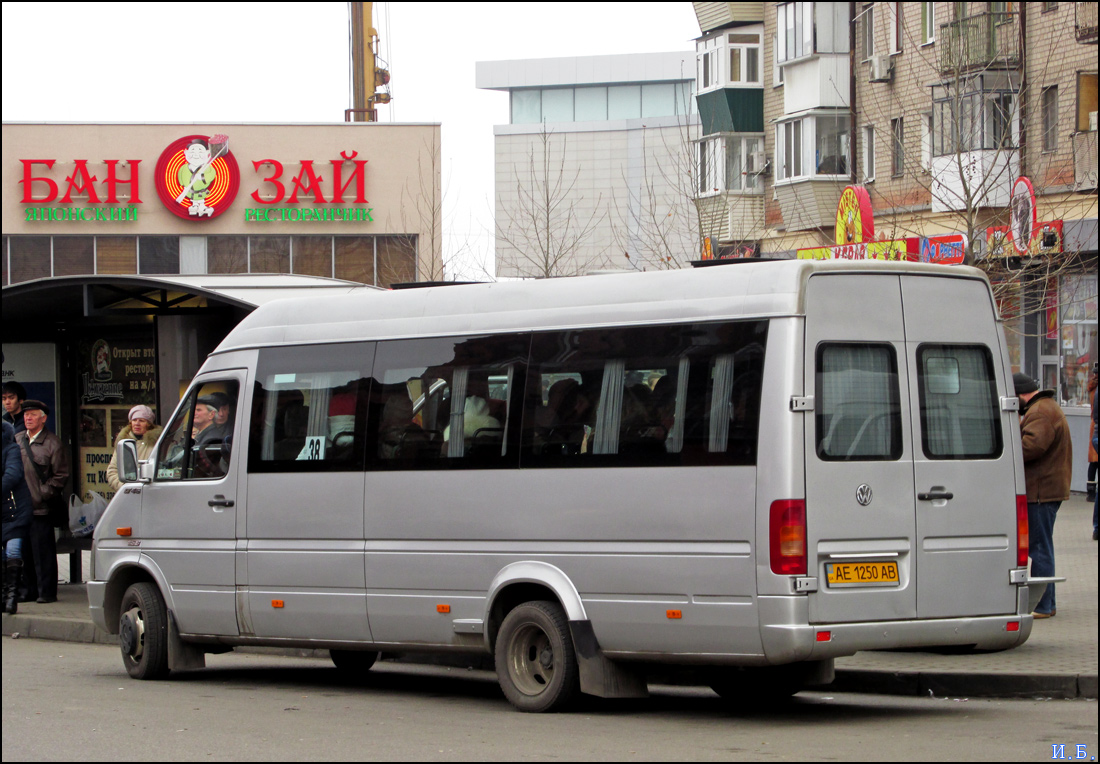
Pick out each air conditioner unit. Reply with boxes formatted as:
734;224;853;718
869;54;894;83
749;150;768;175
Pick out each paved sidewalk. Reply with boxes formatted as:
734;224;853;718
4;496;1096;699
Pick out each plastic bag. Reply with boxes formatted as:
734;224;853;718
69;491;109;538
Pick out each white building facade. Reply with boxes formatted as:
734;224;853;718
477;53;700;277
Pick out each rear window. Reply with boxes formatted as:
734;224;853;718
917;344;1003;459
816;343;902;461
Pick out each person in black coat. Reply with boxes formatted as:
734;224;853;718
2;421;34;614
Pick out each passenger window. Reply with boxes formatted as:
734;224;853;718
369;333;528;469
524;321;767;467
155;380;240;481
816;343;902;461
917;344;1003;459
248;343;373;472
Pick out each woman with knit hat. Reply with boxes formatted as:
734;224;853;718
106;405;163;493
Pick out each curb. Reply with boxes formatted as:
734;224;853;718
5;613;1096;700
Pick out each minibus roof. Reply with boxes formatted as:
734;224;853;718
212;259;984;353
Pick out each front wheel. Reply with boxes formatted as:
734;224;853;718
119;582;169;680
495;600;579;713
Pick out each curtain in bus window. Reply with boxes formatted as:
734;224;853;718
917;344;1002;459
369;333;528;469
816;343;902;461
524;321;767;467
248;343;374;472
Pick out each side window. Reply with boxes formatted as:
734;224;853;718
917;344;1003;459
369;333;528;469
248;343;373;472
155;380;240;481
523;321;767;467
816;343;902;461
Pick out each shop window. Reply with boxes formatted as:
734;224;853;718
251;236;290;273
208;236;248;274
1059;275;1098;407
138;236;180;275
95;236;136;275
292;236;333;278
9;236;51;283
376;235;417;286
53;237;95;277
334;237;375;284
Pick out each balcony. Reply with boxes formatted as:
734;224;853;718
1077;2;1098;43
1073;131;1098;191
938;12;1020;75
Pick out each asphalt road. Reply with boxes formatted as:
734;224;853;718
3;638;1096;761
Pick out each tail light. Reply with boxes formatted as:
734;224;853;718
1016;494;1028;567
770;499;807;575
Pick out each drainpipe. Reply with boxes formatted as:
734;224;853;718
1018;4;1027;178
850;1;857;185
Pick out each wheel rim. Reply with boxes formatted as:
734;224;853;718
506;622;556;696
120;605;146;660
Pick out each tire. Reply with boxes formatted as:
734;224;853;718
118;582;170;680
330;649;378;674
710;664;810;706
495;600;579;713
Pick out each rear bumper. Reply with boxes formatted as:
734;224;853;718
759;595;1031;663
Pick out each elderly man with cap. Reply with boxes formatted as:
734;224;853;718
1015;372;1073;618
106;405;163;493
15;399;70;604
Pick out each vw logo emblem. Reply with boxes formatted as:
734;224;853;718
856;484;873;506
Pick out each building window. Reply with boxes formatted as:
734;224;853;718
889;3;903;54
777;115;849;181
891;118;905;176
1042;86;1059;151
696;135;765;194
137;236;180;275
921;112;933;170
777;3;815;63
863;125;876;182
511;89;542;124
699;30;762;89
921;3;936;44
608;85;642;120
541;88;575;122
815;114;850;175
1077;72;1098;132
862;3;875;61
776;119;803;180
932;75;1019;155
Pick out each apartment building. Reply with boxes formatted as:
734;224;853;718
694;1;1097;487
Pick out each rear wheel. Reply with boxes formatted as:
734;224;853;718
495;600;579;713
119;582;169;680
330;649;379;675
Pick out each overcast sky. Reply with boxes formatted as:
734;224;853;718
2;2;700;279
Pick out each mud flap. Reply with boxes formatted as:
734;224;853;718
167;610;206;672
569;620;648;698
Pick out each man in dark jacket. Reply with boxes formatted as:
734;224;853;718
3;421;34;614
1015;373;1073;618
2;381;27;435
15;400;69;604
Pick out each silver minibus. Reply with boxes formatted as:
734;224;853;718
91;259;1034;712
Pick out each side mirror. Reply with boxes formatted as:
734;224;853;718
116;439;141;483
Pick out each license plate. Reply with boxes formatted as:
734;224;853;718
826;561;899;587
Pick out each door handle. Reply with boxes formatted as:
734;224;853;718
917;491;954;501
208;495;235;508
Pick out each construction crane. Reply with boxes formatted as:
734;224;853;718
347;2;391;122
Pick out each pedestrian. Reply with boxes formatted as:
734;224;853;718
1086;365;1098;504
2;381;28;435
15;400;70;604
1014;372;1073;619
1093;385;1098;542
2;421;34;614
105;405;162;492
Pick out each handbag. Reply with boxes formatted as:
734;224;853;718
19;436;68;528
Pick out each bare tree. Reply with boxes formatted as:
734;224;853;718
495;125;609;278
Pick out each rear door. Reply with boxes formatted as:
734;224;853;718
804;274;917;624
901;275;1018;618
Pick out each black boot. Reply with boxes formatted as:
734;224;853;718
4;559;22;615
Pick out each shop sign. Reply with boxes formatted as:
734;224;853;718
797;239;913;261
986;220;1063;258
919;234;967;265
1010;177;1037;255
835;186;874;245
154;134;240;221
19;141;375;225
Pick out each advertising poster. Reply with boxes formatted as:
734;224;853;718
1;343;59;434
75;335;156;502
